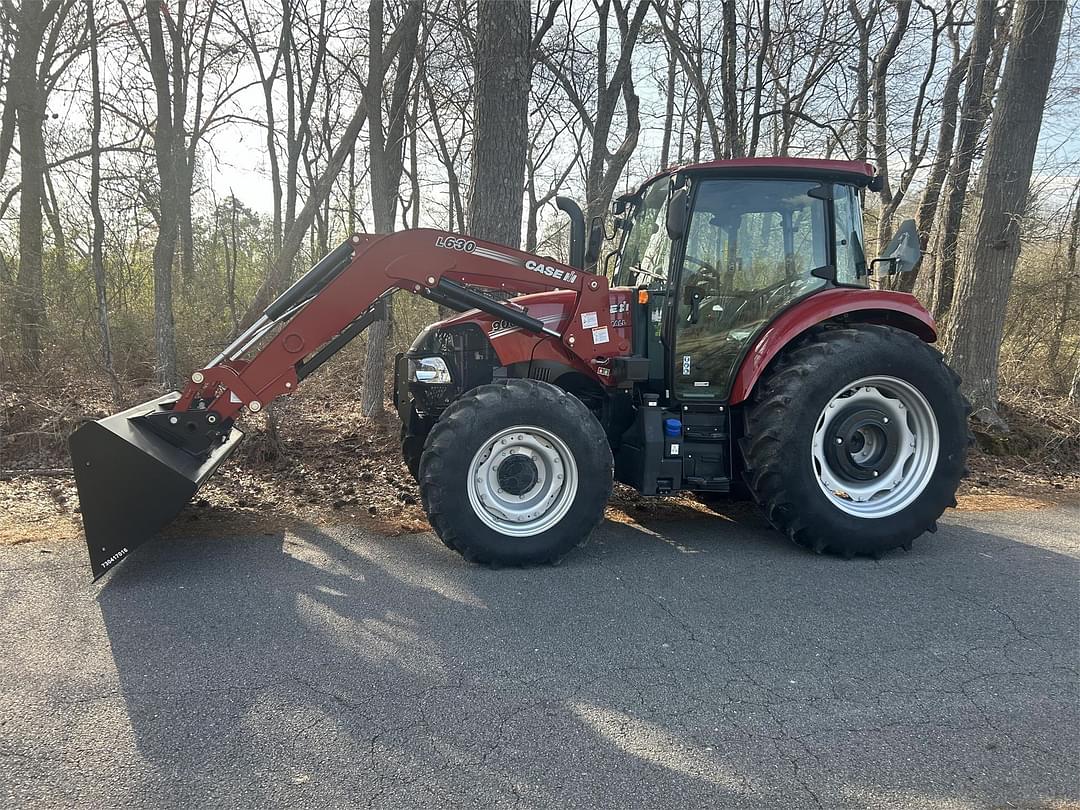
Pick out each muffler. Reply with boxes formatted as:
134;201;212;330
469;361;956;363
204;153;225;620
69;393;243;580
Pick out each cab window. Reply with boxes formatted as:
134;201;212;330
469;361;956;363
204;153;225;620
615;180;672;288
834;184;868;286
673;178;829;399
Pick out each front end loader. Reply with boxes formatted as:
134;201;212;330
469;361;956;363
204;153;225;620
71;157;967;579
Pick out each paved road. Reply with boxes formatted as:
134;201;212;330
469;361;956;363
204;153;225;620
1;504;1077;809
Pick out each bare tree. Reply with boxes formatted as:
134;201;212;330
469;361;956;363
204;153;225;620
465;0;531;248
87;0;120;403
942;0;1065;425
2;0;85;368
541;0;650;235
359;0;422;418
927;0;1000;318
899;3;968;294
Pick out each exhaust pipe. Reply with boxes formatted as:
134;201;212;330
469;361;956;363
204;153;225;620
69;393;243;580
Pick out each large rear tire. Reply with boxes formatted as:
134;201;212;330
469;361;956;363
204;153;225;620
743;325;968;556
419;379;613;565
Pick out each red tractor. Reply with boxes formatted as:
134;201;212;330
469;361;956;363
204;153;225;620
70;157;968;578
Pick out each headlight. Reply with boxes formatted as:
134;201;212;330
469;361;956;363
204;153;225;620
408;356;452;384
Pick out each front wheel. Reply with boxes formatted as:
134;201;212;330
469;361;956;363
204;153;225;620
419;379;613;565
743;325;968;556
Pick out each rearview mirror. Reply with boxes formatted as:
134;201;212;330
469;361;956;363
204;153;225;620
871;219;920;275
666;187;688;240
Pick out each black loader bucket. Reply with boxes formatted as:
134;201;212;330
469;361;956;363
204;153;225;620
69;393;243;580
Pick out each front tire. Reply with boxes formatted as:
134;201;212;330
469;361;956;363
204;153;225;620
743;325;968;556
419;379;613;565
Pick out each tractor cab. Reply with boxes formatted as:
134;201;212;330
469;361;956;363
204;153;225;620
608;158;879;402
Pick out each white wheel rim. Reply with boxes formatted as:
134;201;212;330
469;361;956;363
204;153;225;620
466;425;578;537
811;375;939;518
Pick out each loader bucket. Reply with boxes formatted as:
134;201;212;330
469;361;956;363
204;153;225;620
69;393;243;580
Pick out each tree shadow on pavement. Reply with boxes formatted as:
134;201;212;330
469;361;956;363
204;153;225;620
84;509;1079;809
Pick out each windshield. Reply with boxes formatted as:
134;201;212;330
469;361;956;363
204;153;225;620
614;179;671;287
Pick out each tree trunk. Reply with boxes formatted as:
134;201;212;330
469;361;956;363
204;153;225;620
659;0;682;167
145;0;179;387
847;0;876;165
88;0;120;403
899;13;967;295
360;0;421;418
941;0;1065;425
929;0;997;318
9;0;49;368
1047;183;1080;380
465;0;530;248
720;0;742;158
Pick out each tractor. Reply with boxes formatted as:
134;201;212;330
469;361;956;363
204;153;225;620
70;157;968;578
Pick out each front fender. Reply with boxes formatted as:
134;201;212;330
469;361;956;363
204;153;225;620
728;289;936;405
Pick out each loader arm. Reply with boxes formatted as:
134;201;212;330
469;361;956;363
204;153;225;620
174;229;617;428
70;229;619;579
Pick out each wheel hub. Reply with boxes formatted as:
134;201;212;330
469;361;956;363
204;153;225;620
497;453;540;496
811;377;940;518
823;406;901;481
466;426;579;537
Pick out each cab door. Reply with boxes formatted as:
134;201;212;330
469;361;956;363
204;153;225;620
671;178;830;400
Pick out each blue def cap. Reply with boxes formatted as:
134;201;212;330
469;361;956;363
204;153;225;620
664;418;682;438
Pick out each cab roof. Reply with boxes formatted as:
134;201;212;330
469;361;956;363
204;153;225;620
633;157;878;197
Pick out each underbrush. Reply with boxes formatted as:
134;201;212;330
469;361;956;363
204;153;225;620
2;363;1077;544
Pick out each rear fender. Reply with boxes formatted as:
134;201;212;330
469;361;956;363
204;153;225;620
728;289;936;405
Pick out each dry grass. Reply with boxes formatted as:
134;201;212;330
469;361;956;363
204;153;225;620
1;367;1077;546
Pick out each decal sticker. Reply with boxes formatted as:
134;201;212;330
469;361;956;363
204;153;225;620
694;381;710;387
610;301;630;314
682;355;691;375
652;308;663;323
581;311;599;329
435;235;476;253
596;367;611;377
489;313;564;339
670;443;679;455
524;259;577;285
592;327;610;345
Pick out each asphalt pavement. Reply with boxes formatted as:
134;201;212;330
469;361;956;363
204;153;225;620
1;503;1077;809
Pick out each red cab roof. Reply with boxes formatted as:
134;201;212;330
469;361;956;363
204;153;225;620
632;156;877;196
680;157;875;177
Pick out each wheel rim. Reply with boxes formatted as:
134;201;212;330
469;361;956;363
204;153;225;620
811;375;939;518
466;425;578;537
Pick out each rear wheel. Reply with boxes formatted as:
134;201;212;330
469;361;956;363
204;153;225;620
743;325;968;556
419;379;613;565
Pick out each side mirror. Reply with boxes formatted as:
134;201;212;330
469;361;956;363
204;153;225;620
666;187;688;240
871;219;920;275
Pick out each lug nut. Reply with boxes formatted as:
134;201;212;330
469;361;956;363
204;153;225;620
207;414;217;424
169;416;179;425
835;437;843;444
191;371;204;384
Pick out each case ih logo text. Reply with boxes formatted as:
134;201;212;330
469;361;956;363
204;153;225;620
435;236;476;253
524;259;577;285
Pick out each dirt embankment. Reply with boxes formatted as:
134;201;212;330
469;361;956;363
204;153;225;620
2;371;1077;545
